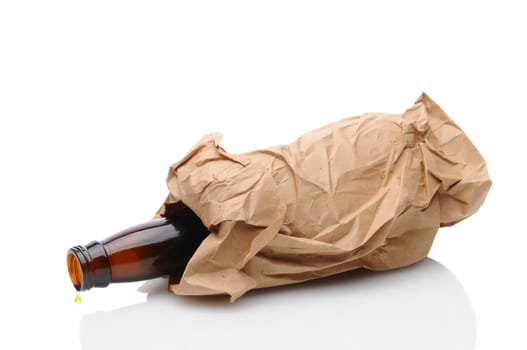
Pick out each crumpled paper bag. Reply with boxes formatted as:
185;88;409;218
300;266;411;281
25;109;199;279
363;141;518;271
157;93;491;301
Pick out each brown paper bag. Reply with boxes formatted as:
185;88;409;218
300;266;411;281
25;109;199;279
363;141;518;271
157;93;491;301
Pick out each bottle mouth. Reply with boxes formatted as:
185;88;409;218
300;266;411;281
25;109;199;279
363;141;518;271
67;242;111;291
67;246;92;291
67;252;83;290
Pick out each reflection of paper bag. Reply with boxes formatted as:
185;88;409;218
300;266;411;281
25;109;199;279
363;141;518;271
157;93;492;301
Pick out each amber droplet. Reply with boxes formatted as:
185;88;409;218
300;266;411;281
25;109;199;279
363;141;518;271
75;291;81;304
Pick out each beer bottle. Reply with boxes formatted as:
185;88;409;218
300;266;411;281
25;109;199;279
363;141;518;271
66;203;209;297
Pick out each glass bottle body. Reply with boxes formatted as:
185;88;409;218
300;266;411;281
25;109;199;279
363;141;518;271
67;205;209;291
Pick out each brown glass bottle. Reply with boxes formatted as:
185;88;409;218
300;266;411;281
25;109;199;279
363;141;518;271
66;204;209;292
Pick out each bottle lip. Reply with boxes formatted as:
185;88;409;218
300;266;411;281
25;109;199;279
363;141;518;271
67;246;90;291
67;242;111;291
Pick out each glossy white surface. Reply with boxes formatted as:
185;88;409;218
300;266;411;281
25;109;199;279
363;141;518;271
80;260;475;350
1;1;525;349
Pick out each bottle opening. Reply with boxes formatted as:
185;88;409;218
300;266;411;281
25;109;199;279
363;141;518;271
67;253;82;290
67;243;110;291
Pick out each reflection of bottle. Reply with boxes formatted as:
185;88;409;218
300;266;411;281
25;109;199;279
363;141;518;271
66;203;209;293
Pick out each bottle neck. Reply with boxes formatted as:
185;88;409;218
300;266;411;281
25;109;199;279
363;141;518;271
68;241;111;291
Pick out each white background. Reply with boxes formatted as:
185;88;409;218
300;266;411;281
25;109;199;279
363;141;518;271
0;1;525;349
